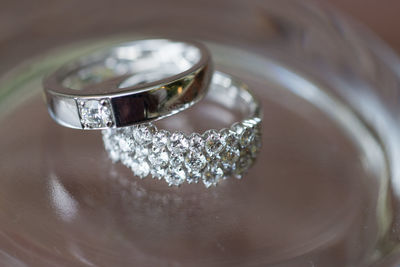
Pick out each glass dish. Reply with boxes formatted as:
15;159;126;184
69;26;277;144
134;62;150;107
0;1;400;266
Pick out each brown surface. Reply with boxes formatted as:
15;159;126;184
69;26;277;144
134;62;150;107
1;0;400;73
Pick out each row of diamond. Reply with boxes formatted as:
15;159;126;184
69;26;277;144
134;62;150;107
102;117;262;187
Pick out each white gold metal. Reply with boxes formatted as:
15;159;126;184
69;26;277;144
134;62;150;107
43;39;212;129
102;71;262;187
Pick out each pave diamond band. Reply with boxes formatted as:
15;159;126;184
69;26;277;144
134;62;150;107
43;38;212;129
102;72;262;187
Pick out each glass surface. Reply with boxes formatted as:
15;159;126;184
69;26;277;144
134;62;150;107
0;1;400;266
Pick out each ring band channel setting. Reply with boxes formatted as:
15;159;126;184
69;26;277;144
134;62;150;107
102;71;262;187
43;39;213;130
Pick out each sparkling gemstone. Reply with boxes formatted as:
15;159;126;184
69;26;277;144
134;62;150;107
189;133;204;152
135;145;149;158
202;165;224;187
165;167;186;186
239;126;255;147
120;152;134;166
168;132;189;153
186;170;201;184
170;152;184;167
118;136;135;152
234;151;253;179
78;99;113;129
220;148;240;167
231;122;244;135
152;130;169;153
130;158;150;178
185;151;206;171
220;128;238;148
250;135;262;157
133;124;156;145
150;165;168;179
148;148;169;167
204;130;225;155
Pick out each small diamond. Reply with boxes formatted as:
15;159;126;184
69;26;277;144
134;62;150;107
120;152;134;166
130;158;150;178
249;135;262;157
170;152;184;167
204;130;225;155
239;127;254;147
231;122;244;135
152;130;169;153
148;148;169;167
118;136;135;152
185;151;206;171
150;165;168;179
165;167;186;186
78;99;113;129
203;165;223;187
234;151;253;179
231;122;255;148
186;170;201;184
168;132;189;154
220;128;238;148
133;124;156;145
135;145;149;158
220;148;240;167
189;133;204;152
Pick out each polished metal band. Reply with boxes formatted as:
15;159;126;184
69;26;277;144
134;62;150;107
102;71;262;187
43;39;212;129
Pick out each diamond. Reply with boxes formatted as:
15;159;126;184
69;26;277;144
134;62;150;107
232;122;255;148
120;152;134;166
220;147;240;167
118;135;135;152
165;167;186;186
78;99;113;129
130;158;150;178
203;165;223;187
204;130;225;155
150;165;168;179
134;145;149;158
133;124;156;145
249;135;262;157
152;130;169;153
185;151;206;171
220;128;237;149
234;151;253;179
168;132;189;154
186;170;201;184
170;152;184;167
148;148;169;167
189;133;204;152
231;122;244;135
239;126;254;147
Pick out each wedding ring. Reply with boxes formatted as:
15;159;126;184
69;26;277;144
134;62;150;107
102;71;262;187
43;39;212;129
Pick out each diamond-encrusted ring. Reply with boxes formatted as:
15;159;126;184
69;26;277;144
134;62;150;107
43;38;212;129
102;71;262;187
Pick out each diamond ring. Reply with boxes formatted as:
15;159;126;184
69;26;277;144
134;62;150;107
102;71;262;187
43;38;212;129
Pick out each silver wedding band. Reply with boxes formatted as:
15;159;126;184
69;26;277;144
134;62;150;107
43;39;212;129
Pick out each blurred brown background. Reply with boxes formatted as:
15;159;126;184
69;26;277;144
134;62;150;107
0;0;399;75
